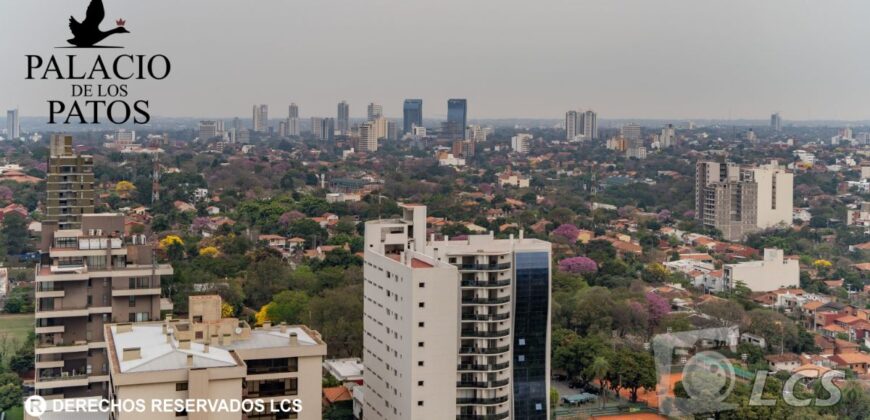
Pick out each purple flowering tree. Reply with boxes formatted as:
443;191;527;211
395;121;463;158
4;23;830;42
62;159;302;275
551;224;580;243
645;292;671;331
558;256;598;274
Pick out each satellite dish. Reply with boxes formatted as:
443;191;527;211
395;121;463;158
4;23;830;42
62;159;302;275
234;327;242;335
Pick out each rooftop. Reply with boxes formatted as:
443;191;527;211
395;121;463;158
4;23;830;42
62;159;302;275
108;324;239;373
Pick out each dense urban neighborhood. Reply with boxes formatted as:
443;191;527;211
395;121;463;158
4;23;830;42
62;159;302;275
1;105;870;419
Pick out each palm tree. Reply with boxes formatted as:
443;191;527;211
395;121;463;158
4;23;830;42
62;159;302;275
590;356;610;407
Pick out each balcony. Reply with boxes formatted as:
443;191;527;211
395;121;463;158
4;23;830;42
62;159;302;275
459;345;510;355
35;373;89;389
461;313;510;322
461;296;510;305
457;411;510;420
456;379;510;389
112;287;161;297
35;325;65;334
36;289;65;299
35;360;65;369
35;307;88;319
457;263;511;272
456;396;509;406
457;362;510;372
460;279;511;288
460;329;510;339
36;342;89;355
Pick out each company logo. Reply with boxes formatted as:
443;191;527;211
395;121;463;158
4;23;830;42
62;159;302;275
25;0;170;125
67;0;129;48
24;395;48;418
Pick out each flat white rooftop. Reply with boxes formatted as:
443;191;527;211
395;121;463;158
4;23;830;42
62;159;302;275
109;324;238;373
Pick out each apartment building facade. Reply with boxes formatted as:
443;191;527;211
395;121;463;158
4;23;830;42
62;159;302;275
103;295;326;420
362;204;551;420
695;160;792;241
46;134;94;230
34;213;174;399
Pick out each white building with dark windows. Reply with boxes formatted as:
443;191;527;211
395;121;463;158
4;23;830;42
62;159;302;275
362;204;551;420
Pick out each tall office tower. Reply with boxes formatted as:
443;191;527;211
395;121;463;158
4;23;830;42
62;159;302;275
363;204;552;420
6;108;19;139
46;135;94;230
580;110;598;140
695;161;758;241
34;213;174;398
367;102;383;121
403;99;423;134
198;121;219;139
104;295;325;420
659;124;676;148
770;113;782;131
253;104;269;132
337;101;350;134
289;103;299;119
321;118;335;142
512;133;533;154
565;110;579;140
621;123;641;142
233;117;242;132
359;121;378;152
446;99;468;139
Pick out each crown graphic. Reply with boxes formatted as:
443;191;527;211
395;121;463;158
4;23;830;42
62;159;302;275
116;18;126;27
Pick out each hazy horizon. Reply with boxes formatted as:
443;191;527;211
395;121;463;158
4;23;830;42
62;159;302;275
2;0;870;121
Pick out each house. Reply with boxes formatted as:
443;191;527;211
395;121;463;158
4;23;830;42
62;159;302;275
259;234;288;250
0;203;28;220
322;385;353;409
740;333;767;348
206;205;220;215
765;353;802;372
323;358;364;384
830;352;870;375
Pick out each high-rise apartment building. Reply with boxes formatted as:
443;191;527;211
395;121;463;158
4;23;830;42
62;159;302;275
367;103;383;121
363;204;552;420
621;123;641;142
337;101;350;134
198;121;219;140
565;109;597;141
311;117;323;139
359;121;378;153
46;135;94;230
695;160;792;241
659;124;676;148
34;213;174;398
771;112;782;132
321;118;335;142
446;99;468;139
103;295;325;420
403;99;423;134
288;103;300;136
6;108;20;139
511;133;532;154
565;110;578;141
253;105;269;133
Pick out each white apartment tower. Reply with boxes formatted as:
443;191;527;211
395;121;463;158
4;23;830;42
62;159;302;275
368;103;383;121
363;204;552;420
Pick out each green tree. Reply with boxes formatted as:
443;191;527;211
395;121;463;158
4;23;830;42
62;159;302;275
2;213;29;255
265;290;311;324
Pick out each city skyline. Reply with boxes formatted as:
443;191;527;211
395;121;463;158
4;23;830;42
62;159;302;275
3;0;870;120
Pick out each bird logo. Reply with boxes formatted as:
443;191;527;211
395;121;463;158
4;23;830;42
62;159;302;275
67;0;129;48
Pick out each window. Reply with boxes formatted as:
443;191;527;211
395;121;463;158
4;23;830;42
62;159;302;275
418;302;425;308
417;361;424;367
175;409;187;417
417;381;424;386
418;282;425;288
128;296;135;307
418;342;424;347
176;382;188;391
417;401;424;406
418;322;424;327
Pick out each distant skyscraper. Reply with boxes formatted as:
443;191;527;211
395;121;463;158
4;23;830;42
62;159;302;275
580;110;598;140
233;117;241;132
252;104;268;132
288;103;300;136
621;123;642;142
321;118;335;142
337;101;350;134
770;113;782;132
446;98;467;139
403;99;423;133
660;124;676;148
199;121;219;140
311;117;323;139
6;109;19;140
565;110;579;140
358;121;378;152
367;103;383;121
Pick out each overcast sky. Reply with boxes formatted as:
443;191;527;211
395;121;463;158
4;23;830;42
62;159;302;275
2;0;870;121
